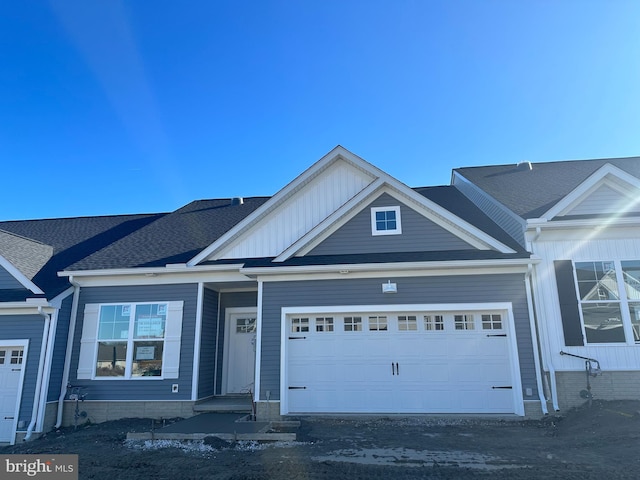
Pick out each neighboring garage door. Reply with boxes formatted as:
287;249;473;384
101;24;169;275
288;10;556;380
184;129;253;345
286;309;517;414
0;347;25;443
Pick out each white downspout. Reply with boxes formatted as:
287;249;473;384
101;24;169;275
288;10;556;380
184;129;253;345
525;266;548;415
36;307;59;432
56;279;80;428
25;307;51;440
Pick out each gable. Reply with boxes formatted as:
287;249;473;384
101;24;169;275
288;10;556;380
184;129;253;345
309;193;473;256
543;164;640;220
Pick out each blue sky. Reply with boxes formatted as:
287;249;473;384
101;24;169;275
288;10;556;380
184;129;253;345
1;1;639;220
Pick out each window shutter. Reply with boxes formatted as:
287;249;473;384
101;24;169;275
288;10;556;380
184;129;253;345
77;304;100;379
553;260;584;346
163;301;184;379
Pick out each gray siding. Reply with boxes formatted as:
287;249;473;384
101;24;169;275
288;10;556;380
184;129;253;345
198;287;219;399
453;174;526;246
47;294;73;401
69;283;198;401
216;291;258;395
260;274;536;402
0;315;45;427
0;265;24;289
310;193;472;256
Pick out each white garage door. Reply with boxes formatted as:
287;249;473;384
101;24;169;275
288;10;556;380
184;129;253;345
0;347;24;443
286;310;517;414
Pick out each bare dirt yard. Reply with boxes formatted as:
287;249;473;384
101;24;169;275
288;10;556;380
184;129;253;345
3;399;640;479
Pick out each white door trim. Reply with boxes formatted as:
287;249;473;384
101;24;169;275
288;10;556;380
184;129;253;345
280;303;524;416
0;339;29;445
222;307;258;395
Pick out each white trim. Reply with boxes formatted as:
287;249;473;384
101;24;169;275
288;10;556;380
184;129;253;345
0;254;44;294
36;308;59;432
56;283;81;428
254;280;263;404
279;302;524;416
370;206;402;236
221;307;258;395
542;164;640;219
0;339;29;445
213;291;221;396
191;283;204;401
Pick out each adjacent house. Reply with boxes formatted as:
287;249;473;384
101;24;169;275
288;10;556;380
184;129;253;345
1;146;637;445
453;157;640;410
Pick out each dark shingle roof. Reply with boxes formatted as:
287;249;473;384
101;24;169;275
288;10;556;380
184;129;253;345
454;156;640;219
0;214;164;297
68;197;269;270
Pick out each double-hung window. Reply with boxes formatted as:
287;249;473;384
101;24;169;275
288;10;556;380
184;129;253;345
575;260;640;344
77;301;183;380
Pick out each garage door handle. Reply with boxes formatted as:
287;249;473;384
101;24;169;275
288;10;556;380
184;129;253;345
288;337;306;340
288;386;307;390
4;416;14;420
486;334;507;337
396;362;399;376
492;386;512;389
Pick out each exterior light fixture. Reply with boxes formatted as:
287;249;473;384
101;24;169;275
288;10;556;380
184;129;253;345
382;280;397;294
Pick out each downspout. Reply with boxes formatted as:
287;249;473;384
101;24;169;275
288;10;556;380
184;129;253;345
36;307;59;432
56;278;81;428
25;307;51;440
525;265;548;415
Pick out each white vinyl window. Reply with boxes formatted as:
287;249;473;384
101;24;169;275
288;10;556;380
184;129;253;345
575;260;640;344
371;206;402;236
77;301;183;380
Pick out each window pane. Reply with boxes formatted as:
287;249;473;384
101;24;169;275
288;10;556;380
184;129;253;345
575;261;619;301
316;317;334;332
368;315;388;331
291;318;309;333
96;341;127;377
134;304;166;339
481;314;503;330
344;316;362;332
132;341;164;377
628;303;640;342
398;315;417;331
454;314;474;330
98;305;131;340
236;317;257;333
582;303;626;343
621;261;640;301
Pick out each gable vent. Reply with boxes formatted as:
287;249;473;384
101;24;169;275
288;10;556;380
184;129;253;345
517;161;532;171
230;197;244;206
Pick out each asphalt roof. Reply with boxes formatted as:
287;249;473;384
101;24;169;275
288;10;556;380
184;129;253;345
454;156;640;218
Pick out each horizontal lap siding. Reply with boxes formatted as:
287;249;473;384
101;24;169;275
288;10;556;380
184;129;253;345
217;291;258;395
198;288;218;399
0;315;44;426
261;274;536;401
47;295;73;401
310;194;471;256
69;284;198;401
0;266;24;289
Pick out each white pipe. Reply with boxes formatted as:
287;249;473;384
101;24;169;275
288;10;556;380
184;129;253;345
35;307;59;432
525;269;548;415
25;308;51;440
56;280;80;428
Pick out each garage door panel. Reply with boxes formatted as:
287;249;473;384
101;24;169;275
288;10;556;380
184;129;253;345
286;310;517;415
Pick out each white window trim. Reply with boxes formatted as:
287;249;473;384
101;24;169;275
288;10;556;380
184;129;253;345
77;301;183;380
371;206;402;236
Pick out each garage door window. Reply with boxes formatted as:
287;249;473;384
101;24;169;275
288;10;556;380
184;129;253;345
291;318;309;333
455;314;475;330
344;316;362;332
368;315;388;331
10;350;23;364
482;314;503;330
398;315;418;331
315;317;334;332
424;315;444;331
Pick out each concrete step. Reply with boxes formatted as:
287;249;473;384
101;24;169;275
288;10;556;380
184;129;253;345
193;397;253;413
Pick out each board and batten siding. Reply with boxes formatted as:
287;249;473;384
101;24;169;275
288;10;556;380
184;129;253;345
47;295;73;401
0;314;44;427
260;274;536;402
69;284;198;401
453;174;526;246
216;291;258;395
198;287;219;399
532;234;640;371
0;266;25;289
309;193;472;256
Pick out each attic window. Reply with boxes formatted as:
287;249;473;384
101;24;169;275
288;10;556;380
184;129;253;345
371;206;402;236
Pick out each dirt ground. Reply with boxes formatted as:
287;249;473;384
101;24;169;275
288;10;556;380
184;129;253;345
3;399;640;479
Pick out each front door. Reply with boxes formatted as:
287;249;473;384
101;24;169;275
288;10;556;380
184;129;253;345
224;310;257;394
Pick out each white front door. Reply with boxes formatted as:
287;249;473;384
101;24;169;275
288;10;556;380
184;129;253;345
224;311;257;394
0;347;25;443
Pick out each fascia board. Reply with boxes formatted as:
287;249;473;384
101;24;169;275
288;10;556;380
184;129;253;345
187;146;388;266
527;216;640;230
542;164;640;219
241;257;537;276
59;263;246;278
0;254;44;294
